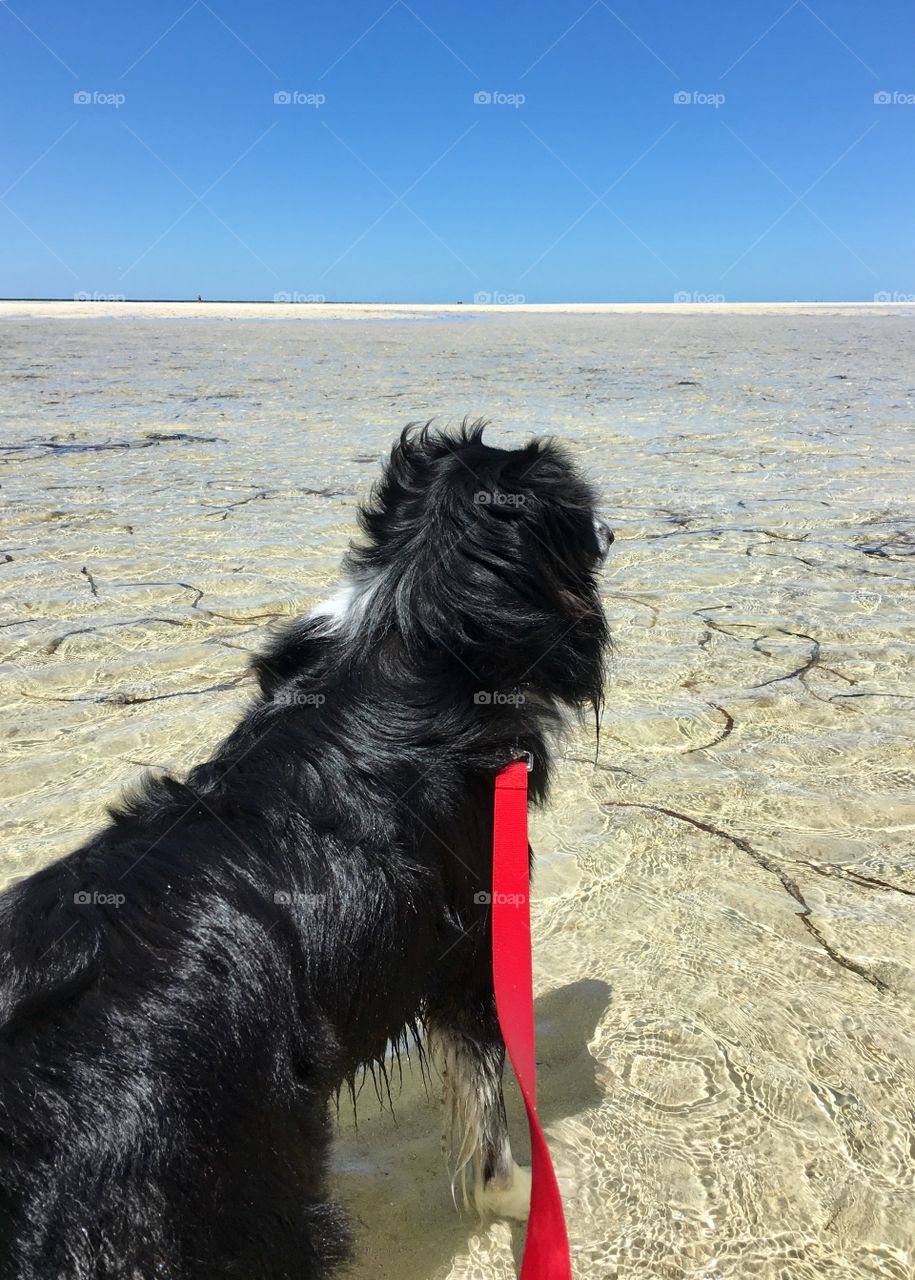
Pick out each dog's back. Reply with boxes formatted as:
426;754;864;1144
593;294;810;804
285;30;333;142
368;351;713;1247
0;812;351;1280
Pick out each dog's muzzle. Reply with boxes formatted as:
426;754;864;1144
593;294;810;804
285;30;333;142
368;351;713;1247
594;518;614;562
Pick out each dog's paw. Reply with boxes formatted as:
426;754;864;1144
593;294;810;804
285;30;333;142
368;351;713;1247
475;1160;532;1221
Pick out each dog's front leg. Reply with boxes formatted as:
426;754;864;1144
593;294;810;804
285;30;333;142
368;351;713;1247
426;995;531;1221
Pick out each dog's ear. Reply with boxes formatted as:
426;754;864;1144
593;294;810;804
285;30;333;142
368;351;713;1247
356;420;490;552
381;443;546;662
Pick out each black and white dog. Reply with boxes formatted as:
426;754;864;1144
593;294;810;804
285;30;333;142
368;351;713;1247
0;422;612;1279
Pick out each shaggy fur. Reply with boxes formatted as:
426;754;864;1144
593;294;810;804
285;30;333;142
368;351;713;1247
0;422;611;1279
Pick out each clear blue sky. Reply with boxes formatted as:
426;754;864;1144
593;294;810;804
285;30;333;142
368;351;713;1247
1;0;912;301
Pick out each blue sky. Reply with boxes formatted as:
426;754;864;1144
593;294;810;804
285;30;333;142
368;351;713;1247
1;0;913;301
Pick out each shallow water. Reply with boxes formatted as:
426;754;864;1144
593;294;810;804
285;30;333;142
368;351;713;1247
2;307;914;1279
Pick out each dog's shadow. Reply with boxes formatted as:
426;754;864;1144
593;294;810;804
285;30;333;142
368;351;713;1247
330;978;611;1279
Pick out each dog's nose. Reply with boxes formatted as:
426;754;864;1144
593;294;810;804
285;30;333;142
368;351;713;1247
594;518;614;560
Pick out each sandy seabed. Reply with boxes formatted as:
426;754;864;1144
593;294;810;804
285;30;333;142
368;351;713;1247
1;303;914;1279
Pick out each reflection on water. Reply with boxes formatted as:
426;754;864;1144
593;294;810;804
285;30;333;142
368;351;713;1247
1;308;913;1279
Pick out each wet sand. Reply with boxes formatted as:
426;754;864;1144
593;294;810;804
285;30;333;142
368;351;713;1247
1;304;914;1278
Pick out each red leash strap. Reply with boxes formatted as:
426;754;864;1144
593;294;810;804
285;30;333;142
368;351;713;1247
492;761;572;1280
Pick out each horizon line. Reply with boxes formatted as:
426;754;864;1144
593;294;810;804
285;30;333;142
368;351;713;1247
3;297;912;307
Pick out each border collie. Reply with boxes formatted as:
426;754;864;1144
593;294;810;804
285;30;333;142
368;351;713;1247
0;422;612;1279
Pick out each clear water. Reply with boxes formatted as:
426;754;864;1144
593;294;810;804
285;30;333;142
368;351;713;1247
1;307;913;1279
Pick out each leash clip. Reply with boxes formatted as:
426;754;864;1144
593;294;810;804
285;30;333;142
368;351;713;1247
510;748;534;772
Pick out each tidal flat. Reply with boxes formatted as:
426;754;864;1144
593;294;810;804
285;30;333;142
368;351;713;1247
1;302;913;1279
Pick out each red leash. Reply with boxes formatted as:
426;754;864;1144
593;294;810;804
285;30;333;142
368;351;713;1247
492;759;572;1280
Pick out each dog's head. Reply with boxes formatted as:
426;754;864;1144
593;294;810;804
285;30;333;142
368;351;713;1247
345;421;611;715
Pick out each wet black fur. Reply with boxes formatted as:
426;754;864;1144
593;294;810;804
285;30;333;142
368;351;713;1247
0;422;609;1279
